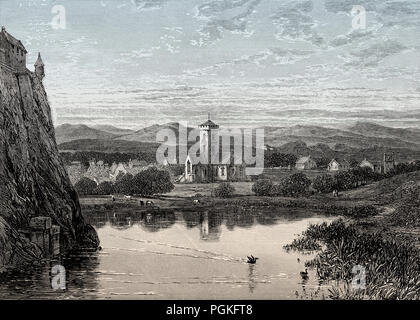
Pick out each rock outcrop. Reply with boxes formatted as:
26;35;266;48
0;67;99;272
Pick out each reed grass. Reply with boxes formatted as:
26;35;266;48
285;219;420;300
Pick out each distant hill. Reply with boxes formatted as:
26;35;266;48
58;139;159;154
55;124;117;144
349;122;420;145
54;122;420;162
117;122;193;143
263;124;420;151
91;124;134;136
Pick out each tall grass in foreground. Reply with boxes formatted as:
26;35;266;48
285;219;420;300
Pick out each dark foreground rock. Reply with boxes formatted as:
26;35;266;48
0;67;99;271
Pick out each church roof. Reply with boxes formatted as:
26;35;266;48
34;53;44;66
0;27;27;53
296;156;313;164
330;157;350;166
199;119;219;128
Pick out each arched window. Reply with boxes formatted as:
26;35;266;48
186;160;191;174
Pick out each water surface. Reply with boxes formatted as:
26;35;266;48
0;209;335;299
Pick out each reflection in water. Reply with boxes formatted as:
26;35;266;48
0;252;100;299
85;208;320;242
248;264;257;293
1;208;335;299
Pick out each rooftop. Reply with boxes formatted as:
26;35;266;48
199;119;219;128
0;26;27;53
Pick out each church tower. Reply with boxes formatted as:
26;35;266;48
34;52;44;79
199;113;219;164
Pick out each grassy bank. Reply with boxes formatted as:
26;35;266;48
285;219;420;299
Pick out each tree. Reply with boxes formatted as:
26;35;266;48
74;177;97;195
114;173;134;194
95;181;114;195
214;182;235;198
265;152;297;168
279;173;311;197
333;170;356;191
131;167;174;196
313;174;335;193
252;179;274;196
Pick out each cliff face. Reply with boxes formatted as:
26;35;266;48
0;68;99;271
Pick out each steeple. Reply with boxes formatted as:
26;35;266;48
35;52;44;67
34;52;45;79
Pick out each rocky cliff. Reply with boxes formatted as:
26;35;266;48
0;68;99;272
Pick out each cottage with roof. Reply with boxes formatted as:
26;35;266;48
295;156;317;170
327;158;350;172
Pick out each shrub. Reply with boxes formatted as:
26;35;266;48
214;182;235;198
279;173;311;197
252;179;274;196
345;205;378;218
131;167;174;196
113;173;134;194
313;174;335;193
95;181;114;195
389;184;420;227
74;177;97;195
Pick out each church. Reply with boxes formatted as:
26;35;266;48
182;116;248;183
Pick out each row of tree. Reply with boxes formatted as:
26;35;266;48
251;165;400;197
60;151;155;167
252;173;312;197
74;167;174;196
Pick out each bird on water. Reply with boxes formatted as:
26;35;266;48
247;255;259;264
300;268;309;279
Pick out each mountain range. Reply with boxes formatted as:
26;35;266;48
55;122;420;159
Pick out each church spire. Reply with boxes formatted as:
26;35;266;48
34;52;45;79
34;52;44;66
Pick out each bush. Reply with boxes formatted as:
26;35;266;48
252;179;274;196
265;152;297;168
313;174;335;193
389;184;420;227
214;182;235;198
74;177;97;195
279;173;311;197
132;167;174;196
95;181;114;195
345;205;379;218
113;173;134;194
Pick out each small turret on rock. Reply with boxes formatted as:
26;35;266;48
34;52;44;79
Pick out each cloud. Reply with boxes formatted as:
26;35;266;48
345;39;407;67
329;30;373;47
271;0;323;46
192;0;261;45
131;0;171;10
324;0;379;13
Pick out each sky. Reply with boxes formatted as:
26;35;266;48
1;0;420;130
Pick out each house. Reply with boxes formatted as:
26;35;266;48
359;153;395;174
295;156;317;170
327;158;350;172
182;116;248;183
359;159;378;172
